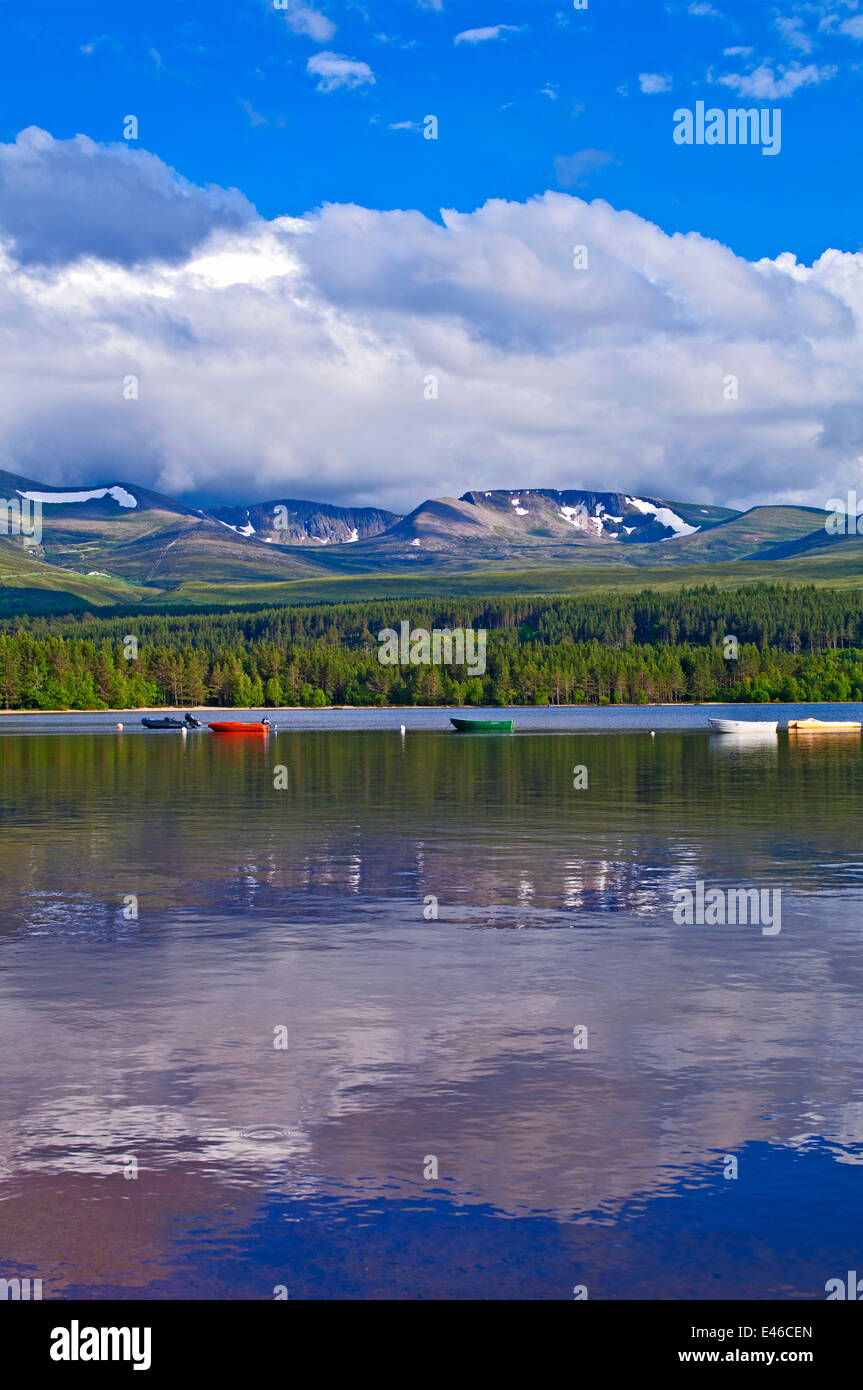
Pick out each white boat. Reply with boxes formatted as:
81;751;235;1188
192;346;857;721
708;717;778;734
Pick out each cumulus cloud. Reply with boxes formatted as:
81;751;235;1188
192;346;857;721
306;51;375;91
1;131;862;513
717;61;837;99
282;5;335;42
639;72;672;93
454;25;524;45
0;127;256;268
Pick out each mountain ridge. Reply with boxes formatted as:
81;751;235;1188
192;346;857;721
0;467;846;608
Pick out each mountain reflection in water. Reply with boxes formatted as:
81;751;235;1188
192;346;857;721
1;719;862;1298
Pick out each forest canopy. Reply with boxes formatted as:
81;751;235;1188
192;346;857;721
1;584;862;709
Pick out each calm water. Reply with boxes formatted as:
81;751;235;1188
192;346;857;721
1;704;862;1300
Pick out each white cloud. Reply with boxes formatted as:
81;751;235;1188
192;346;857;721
775;14;814;53
239;98;267;127
0;126;255;267
554;149;614;186
840;16;863;39
454;25;524;45
80;35;123;57
283;5;335;42
717;62;837;99
639;72;672;94
306;51;375;91
723;46;753;57
1;131;862;514
688;3;721;16
374;33;418;49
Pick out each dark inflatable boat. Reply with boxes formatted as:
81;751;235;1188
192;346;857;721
142;713;205;731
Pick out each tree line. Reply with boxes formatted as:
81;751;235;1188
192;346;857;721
1;584;863;709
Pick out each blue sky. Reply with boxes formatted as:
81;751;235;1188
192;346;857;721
1;0;863;511
2;0;861;262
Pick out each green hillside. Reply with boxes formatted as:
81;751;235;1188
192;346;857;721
0;539;155;612
153;545;861;607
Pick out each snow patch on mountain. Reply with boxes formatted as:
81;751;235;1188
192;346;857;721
17;486;138;509
625;497;699;538
558;501;620;536
215;516;258;537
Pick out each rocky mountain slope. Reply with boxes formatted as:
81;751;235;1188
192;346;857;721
0;469;841;602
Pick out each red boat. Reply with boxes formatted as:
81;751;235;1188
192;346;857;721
209;721;271;734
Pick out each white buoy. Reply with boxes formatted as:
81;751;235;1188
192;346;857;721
115;722;123;731
651;730;656;737
400;724;406;736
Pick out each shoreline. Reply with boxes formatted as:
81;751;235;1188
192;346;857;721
0;700;853;718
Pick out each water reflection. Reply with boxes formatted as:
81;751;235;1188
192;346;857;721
1;728;862;1297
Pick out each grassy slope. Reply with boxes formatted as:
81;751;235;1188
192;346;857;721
658;505;828;564
0;540;155;610
96;523;332;583
155;543;863;608
1;517;860;615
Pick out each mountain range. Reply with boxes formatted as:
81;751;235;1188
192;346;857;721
0;467;856;612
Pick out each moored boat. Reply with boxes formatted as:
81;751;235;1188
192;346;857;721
142;713;205;730
209;721;271;734
787;718;861;733
708;717;778;734
450;717;513;732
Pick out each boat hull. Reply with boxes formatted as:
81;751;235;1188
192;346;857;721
708;718;778;734
450;717;513;732
209;722;270;734
787;719;861;733
142;717;185;729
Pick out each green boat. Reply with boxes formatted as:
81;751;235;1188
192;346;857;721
450;717;514;732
